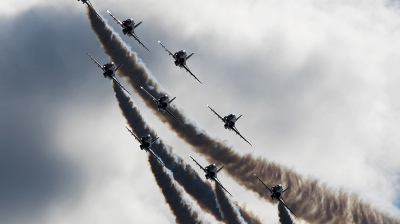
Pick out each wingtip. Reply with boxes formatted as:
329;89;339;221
206;104;209;107
140;86;144;89
157;40;161;43
106;10;109;12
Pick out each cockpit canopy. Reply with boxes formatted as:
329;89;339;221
160;95;168;101
226;114;236;120
176;50;186;56
104;62;115;69
124;19;134;25
272;184;282;191
210;164;216;169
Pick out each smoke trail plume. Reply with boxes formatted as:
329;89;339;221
89;9;400;224
238;204;262;224
148;153;204;223
278;202;295;224
112;81;223;220
214;183;246;224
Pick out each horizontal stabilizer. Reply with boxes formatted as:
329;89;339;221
115;63;123;71
169;97;176;104
282;187;289;193
236;115;242;121
217;166;224;173
186;53;194;60
151;136;160;144
134;21;142;28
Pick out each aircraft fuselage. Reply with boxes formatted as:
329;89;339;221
122;19;135;35
271;184;283;199
204;164;218;179
139;135;152;150
102;62;116;79
223;114;237;129
157;95;170;110
174;50;187;66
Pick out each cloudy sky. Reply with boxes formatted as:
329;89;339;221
1;0;400;223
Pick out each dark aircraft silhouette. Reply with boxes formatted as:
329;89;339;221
207;105;252;146
189;155;232;196
87;53;130;95
158;41;201;84
107;10;150;52
140;86;181;124
126;126;164;166
254;174;297;218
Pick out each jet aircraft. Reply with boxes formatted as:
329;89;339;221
254;174;297;218
126;126;165;166
107;10;150;52
140;86;181;124
189;155;232;196
158;41;202;84
207;105;252;146
87;53;130;95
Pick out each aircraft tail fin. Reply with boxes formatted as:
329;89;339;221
115;64;123;71
169;97;176;104
217;166;224;173
151;137;159;144
282;187;289;193
186;53;194;60
134;21;142;28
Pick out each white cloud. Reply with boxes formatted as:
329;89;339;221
4;0;400;222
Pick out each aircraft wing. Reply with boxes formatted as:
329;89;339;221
81;1;101;18
140;86;158;102
111;76;131;95
207;105;225;123
125;126;141;143
278;197;298;218
148;147;165;166
165;108;182;124
214;177;233;197
189;155;207;173
87;53;104;71
158;41;174;57
254;174;273;194
183;64;202;84
106;10;124;27
128;31;150;52
232;126;252;146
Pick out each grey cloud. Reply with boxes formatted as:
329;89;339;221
0;5;114;223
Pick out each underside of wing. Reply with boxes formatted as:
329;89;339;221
232;127;252;146
125;126;141;142
129;31;150;52
214;178;233;197
87;53;103;70
207;105;225;123
254;174;273;194
112;76;131;95
183;65;202;84
148;148;165;166
165;108;182;124
140;86;158;102
85;1;101;18
278;198;297;218
158;41;174;57
189;155;207;173
106;10;124;27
